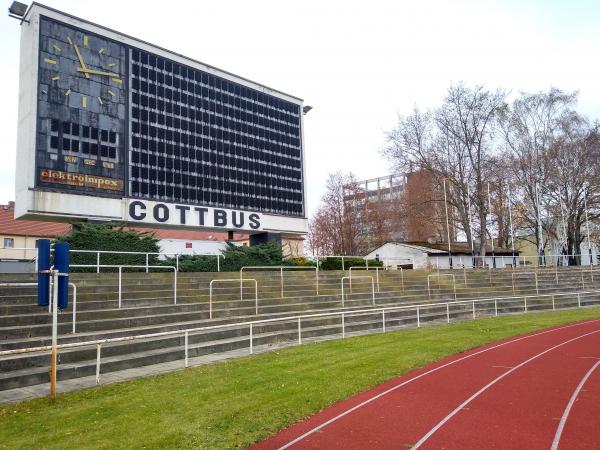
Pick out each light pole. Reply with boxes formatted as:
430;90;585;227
467;184;475;268
584;184;593;266
487;183;496;268
506;182;516;267
443;178;452;269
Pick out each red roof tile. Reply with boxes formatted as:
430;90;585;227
0;204;72;238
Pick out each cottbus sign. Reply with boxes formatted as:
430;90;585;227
127;200;262;231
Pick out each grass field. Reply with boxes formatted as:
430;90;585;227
2;308;600;449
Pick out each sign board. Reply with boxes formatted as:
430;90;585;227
15;4;308;235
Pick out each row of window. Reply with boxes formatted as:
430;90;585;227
130;151;301;181
131;91;299;139
131;78;299;128
130;166;301;190
130;136;301;169
51;120;118;144
50;137;117;159
131;50;299;115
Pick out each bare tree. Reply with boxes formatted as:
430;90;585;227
498;88;579;261
384;83;506;260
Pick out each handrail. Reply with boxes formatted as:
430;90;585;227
340;275;375;307
71;265;177;305
427;273;457;300
3;286;598;359
348;266;382;293
239;266;319;298
512;271;539;295
0;282;77;333
209;278;257;319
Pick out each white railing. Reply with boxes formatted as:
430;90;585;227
209;278;257;319
348;266;383;293
512;271;539;295
0;282;78;333
71;265;177;306
239;266;319;298
2;287;599;389
340;276;375;307
427;274;457;301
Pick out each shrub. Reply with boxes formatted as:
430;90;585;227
282;257;316;267
318;257;383;271
56;223;160;272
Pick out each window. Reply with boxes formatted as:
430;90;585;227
3;238;14;248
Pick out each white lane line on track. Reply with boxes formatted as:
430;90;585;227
277;319;600;450
410;328;600;449
550;358;600;450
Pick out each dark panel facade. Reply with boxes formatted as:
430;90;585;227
129;50;304;217
37;17;127;196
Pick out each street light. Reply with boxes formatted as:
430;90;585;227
8;1;29;22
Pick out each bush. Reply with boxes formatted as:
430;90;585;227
56;223;160;272
220;242;282;272
162;254;219;272
282;257;316;267
318;257;383;271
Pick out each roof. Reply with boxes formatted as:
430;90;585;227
373;241;519;256
0;204;72;238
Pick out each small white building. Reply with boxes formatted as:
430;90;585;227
364;242;519;269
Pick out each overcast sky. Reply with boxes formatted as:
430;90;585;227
1;0;599;216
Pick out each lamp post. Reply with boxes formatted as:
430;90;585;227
487;183;496;268
506;183;516;267
467;184;476;268
443;178;452;269
584;184;593;266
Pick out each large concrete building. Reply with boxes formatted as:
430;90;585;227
14;3;308;248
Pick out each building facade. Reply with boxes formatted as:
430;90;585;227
15;3;308;239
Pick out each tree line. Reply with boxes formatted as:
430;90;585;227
309;85;600;264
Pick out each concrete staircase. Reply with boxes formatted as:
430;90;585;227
1;266;599;394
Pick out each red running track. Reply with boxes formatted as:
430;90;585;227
251;318;600;450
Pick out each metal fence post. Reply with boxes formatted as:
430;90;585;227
472;301;475;319
382;310;386;332
446;303;450;323
184;331;189;368
145;254;149;273
217;255;220;272
298;318;302;344
494;298;498;316
552;295;556;311
280;267;284;298
341;256;345;271
342;313;345;338
96;343;102;385
578;293;581;308
118;266;122;309
176;254;180;272
71;283;77;334
524;296;528;312
173;268;177;305
416;306;420;327
96;252;100;273
249;324;253;354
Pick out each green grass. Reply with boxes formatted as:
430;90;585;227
2;308;600;449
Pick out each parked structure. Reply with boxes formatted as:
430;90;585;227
364;241;519;269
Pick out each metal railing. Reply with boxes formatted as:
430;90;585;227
2;287;600;389
71;265;177;306
239;266;319;298
340;276;375;307
512;271;539;295
0;282;78;333
209;278;257;319
427;274;457;300
348;266;383;293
